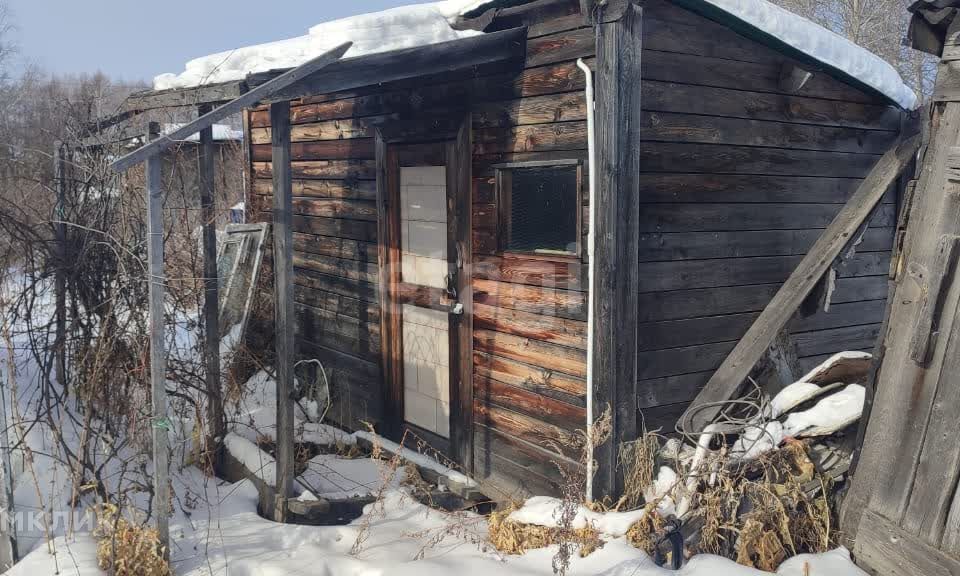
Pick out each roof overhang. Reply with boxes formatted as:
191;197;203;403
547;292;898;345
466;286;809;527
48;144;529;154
671;0;915;109
123;26;528;112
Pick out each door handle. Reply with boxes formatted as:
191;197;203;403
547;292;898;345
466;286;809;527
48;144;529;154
445;271;458;300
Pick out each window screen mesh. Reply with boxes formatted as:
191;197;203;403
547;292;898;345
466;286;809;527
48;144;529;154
505;165;578;254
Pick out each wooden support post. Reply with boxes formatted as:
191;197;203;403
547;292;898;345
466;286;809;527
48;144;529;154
53;143;67;396
145;122;170;555
197;104;223;473
591;0;643;499
682;135;921;433
0;349;17;568
270;100;295;521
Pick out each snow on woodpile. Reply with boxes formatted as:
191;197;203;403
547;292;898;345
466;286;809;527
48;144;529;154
153;1;493;90
693;0;918;109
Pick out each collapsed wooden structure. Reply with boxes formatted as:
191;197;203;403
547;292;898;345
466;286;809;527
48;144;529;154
113;0;922;549
841;2;960;573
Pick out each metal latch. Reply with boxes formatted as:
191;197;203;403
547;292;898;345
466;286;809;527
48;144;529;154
450;302;464;315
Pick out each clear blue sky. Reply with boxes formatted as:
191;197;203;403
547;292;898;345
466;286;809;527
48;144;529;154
7;0;427;83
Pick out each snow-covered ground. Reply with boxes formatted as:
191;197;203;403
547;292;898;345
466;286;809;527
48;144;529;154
0;275;871;575
7;470;870;576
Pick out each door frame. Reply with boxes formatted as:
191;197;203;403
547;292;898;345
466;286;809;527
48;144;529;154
375;113;473;471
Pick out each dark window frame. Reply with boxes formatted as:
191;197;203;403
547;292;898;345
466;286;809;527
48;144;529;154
494;159;583;260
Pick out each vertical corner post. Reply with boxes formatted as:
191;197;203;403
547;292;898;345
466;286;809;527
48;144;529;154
197;104;223;473
591;0;643;499
270;100;295;520
145;121;171;554
53;142;68;396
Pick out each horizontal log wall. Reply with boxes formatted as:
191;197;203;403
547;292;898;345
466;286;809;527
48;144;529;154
632;0;902;430
245;0;903;496
245;0;593;497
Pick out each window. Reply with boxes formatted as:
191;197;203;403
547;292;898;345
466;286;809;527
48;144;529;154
496;161;581;257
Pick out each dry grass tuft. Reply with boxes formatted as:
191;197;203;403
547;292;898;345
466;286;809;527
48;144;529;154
94;504;171;576
686;441;835;571
487;504;602;557
624;505;668;556
618;429;661;511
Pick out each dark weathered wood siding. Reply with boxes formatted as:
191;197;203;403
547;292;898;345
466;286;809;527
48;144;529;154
245;0;904;495
633;0;902;429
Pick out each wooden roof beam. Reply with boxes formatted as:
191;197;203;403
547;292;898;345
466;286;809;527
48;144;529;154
245;26;527;102
122;80;248;112
111;42;352;172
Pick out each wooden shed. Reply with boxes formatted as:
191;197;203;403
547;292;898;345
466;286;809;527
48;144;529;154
124;0;918;500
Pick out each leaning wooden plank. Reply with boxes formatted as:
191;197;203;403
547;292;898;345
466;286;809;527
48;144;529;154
110;42;352;172
681;134;921;433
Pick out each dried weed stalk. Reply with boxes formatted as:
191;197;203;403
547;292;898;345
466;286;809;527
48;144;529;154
94;504;171;576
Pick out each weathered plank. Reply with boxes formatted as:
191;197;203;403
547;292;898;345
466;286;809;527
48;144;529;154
638;299;887;351
637;276;888;322
641;80;901;130
639;227;894;261
590;0;643;498
637;251;890;293
474;349;586;403
112;43;351;172
682;135;920;432
474;328;586;379
846;106;960;536
792;323;883;357
251;139;375;161
198;108;223;473
856;509;960;576
638;111;897;153
475;376;585;430
474;401;579;459
639;142;881;177
291;232;377;262
271;101;297;517
253;178;377;201
474;121;587;154
294;266;378;302
291;215;376;243
638;173;879;204
473;278;586;320
902;272;960;544
144;123;170;551
639;203;896;233
294;284;379;321
293;252;378;283
473;425;564;497
295;304;381;361
473;254;585;290
642;49;879;104
474;302;586;349
252;160;376;180
639;341;736;380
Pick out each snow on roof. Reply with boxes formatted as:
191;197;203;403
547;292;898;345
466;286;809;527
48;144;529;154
154;0;917;110
685;0;918;109
162;123;243;142
153;1;492;90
